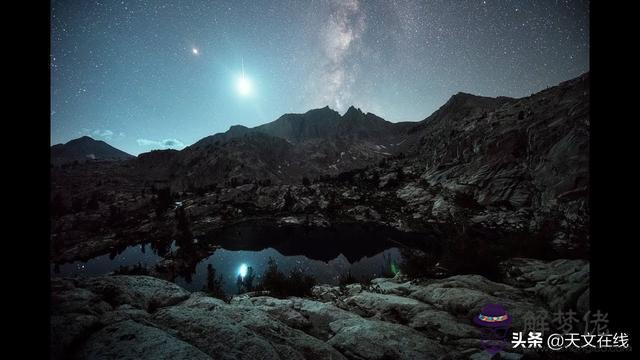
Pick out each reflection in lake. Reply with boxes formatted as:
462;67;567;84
51;241;178;278
174;247;401;293
51;223;438;294
52;243;401;294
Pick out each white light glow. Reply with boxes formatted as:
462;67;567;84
238;263;248;278
236;77;251;96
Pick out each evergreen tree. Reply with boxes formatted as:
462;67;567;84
204;264;227;301
236;266;255;293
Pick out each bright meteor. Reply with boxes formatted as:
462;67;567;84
236;57;252;96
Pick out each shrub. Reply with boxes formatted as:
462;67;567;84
398;248;441;279
260;258;286;292
285;269;316;297
338;271;357;286
258;258;316;298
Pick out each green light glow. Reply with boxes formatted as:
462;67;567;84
390;261;399;276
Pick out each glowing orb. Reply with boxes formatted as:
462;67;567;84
236;77;251;96
238;263;248;278
192;47;199;55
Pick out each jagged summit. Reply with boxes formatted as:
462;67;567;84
52;72;589;276
51;73;590;273
342;105;364;119
59;72;590;202
277;106;340;119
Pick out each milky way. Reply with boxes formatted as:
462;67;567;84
51;0;589;155
310;0;366;111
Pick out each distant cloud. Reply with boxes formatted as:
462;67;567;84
91;129;114;139
136;138;185;150
161;139;184;147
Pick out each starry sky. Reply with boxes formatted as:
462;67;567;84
51;0;589;155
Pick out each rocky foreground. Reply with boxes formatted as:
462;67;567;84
52;258;589;359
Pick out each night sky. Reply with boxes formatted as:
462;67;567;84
51;0;589;155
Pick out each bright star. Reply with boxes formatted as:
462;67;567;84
236;77;252;96
236;57;252;96
191;47;199;55
238;263;248;278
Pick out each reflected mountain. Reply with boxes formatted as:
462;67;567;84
201;222;442;263
51;223;440;293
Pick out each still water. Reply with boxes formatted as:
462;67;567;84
173;247;400;293
51;242;177;278
52;223;436;294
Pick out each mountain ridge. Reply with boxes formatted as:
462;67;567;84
51;136;135;166
51;71;590;264
52;72;589;196
52;72;589;162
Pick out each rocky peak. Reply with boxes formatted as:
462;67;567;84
74;135;97;143
336;106;391;138
254;106;342;143
443;92;510;111
307;105;341;118
51;136;134;166
56;136;102;148
342;105;364;120
406;91;512;135
226;125;251;137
